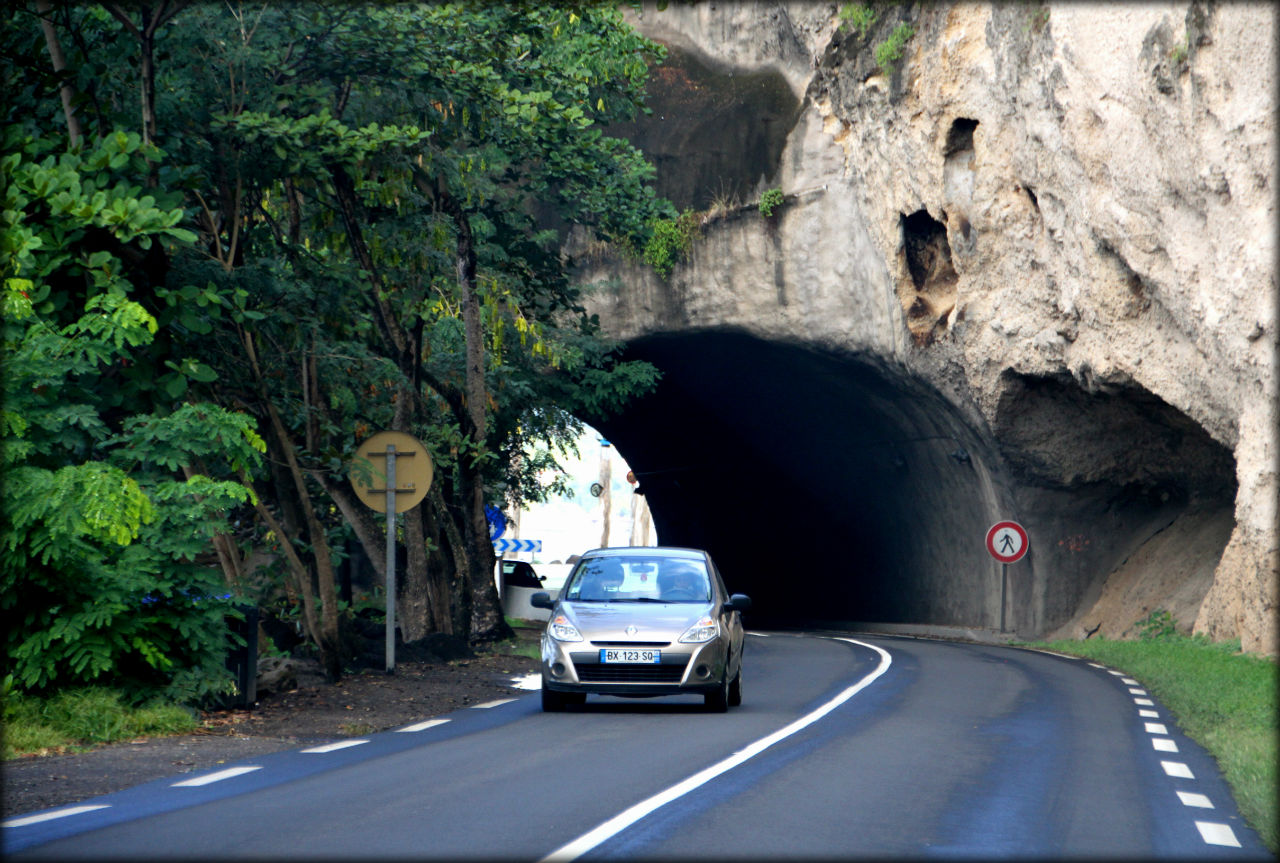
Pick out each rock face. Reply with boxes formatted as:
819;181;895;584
577;3;1276;653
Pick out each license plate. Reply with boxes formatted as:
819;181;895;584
600;648;660;664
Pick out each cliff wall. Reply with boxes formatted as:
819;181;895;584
579;2;1276;652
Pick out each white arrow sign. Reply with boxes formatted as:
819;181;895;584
493;538;542;553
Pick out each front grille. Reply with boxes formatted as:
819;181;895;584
590;641;670;647
576;662;688;683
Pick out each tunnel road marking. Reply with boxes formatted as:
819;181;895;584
171;766;262;787
3;805;111;828
538;637;892;863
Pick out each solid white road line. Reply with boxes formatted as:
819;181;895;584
171;766;262;787
396;719;451;733
538;637;892;863
3;805;110;828
1196;821;1242;847
471;698;516;709
1177;791;1214;809
301;740;369;753
1161;761;1195;779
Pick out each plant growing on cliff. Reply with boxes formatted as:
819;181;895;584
874;22;916;78
758;187;785;219
642;210;700;278
838;3;877;36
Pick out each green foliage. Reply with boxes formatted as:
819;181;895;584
1135;607;1178;640
9;1;670;681
1027;635;1277;852
875;23;916;79
642;210;700;278
838;4;878;36
2;132;262;705
2;686;198;758
758;188;785;219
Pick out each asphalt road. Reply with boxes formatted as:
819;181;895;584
4;633;1269;859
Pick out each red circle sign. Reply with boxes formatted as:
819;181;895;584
986;521;1029;564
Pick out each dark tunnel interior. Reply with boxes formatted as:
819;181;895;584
589;329;1007;630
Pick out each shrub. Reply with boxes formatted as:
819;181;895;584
642;210;699;278
875;23;916;78
758;187;785;219
839;3;877;36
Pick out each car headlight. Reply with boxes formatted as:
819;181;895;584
549;614;583;643
679;616;719;643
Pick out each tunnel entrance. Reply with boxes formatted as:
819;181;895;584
589;329;1004;629
584;329;1239;637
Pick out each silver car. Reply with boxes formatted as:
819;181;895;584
530;547;751;712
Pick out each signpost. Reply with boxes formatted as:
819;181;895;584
350;431;432;673
986;520;1028;633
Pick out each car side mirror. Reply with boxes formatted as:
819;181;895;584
530;591;554;610
725;594;751;612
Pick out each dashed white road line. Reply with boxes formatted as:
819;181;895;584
396;718;451;733
538;637;892;863
1196;821;1242;847
302;740;369;753
471;698;516;709
171;766;262;787
1094;666;1246;851
3;805;110;828
1177;791;1214;809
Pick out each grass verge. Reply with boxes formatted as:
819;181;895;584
2;686;198;759
1021;635;1277;852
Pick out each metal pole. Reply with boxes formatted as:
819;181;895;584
999;563;1008;633
385;444;397;673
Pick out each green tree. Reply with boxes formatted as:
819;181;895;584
1;129;265;702
9;1;671;688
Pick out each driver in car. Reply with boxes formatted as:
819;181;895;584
661;566;703;601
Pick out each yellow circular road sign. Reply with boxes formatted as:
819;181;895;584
350;431;433;513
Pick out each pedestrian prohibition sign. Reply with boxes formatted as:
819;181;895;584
986;521;1029;564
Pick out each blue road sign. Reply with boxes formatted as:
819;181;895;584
492;538;541;553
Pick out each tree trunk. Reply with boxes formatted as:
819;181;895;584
36;0;83;148
438;187;509;644
399;504;435;641
432;484;471;637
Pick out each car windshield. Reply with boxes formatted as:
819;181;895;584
564;556;711;603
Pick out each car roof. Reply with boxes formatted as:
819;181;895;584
578;546;707;561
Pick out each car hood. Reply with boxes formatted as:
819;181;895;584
559;600;712;641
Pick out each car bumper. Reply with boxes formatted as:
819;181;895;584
540;634;728;697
